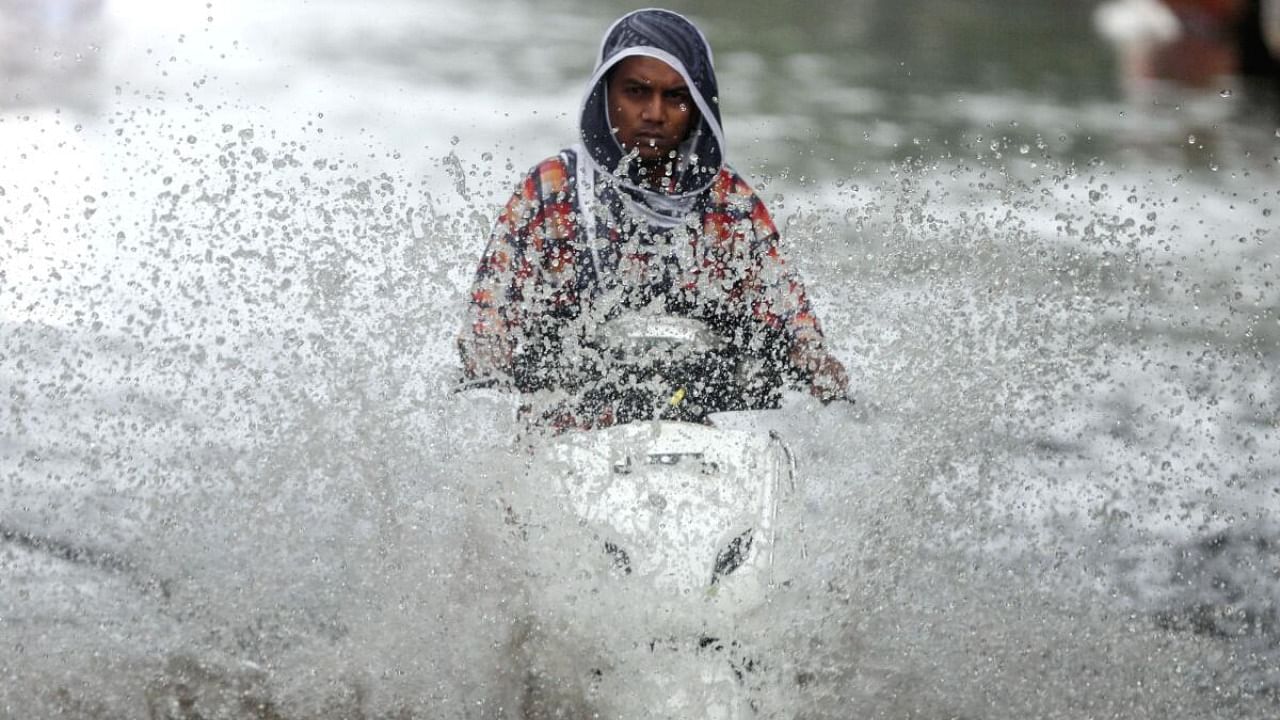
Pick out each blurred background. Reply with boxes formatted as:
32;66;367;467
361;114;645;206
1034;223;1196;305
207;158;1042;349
2;1;1279;718
3;0;1277;170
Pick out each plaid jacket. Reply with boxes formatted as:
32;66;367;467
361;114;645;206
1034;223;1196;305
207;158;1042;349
458;152;829;388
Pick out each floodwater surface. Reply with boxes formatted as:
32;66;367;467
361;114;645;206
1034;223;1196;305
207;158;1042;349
2;0;1279;717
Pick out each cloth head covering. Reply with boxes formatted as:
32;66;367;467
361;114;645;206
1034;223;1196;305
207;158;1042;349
578;9;726;207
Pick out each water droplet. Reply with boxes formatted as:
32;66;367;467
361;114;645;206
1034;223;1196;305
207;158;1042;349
481;151;493;161
1088;190;1102;203
450;136;460;146
1019;144;1030;155
1186;134;1197;145
1219;89;1232;98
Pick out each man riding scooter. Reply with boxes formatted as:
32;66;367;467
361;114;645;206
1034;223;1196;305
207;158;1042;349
457;8;849;430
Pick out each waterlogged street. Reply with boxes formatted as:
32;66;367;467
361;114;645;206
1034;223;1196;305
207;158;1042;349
2;0;1279;717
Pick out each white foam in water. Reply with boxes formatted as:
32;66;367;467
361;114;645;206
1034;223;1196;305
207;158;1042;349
3;0;1280;717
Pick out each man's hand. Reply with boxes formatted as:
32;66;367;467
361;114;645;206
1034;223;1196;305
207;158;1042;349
808;353;850;404
790;344;850;404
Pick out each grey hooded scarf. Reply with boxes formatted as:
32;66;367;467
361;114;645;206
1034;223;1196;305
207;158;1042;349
576;9;727;224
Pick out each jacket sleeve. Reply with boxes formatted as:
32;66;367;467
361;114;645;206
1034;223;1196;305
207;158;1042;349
457;172;541;385
737;186;831;370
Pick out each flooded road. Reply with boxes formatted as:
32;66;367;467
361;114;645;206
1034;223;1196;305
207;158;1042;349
2;0;1278;717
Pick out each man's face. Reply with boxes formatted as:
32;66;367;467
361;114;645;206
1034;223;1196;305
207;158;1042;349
606;56;697;164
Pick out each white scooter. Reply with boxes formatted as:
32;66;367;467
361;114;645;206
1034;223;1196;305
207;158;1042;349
495;315;803;719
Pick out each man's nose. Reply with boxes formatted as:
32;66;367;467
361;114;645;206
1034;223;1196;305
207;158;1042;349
640;94;665;122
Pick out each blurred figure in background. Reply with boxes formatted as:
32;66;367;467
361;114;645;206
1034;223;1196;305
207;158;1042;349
1267;0;1280;52
1095;0;1279;97
1;0;106;107
1240;0;1280;80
